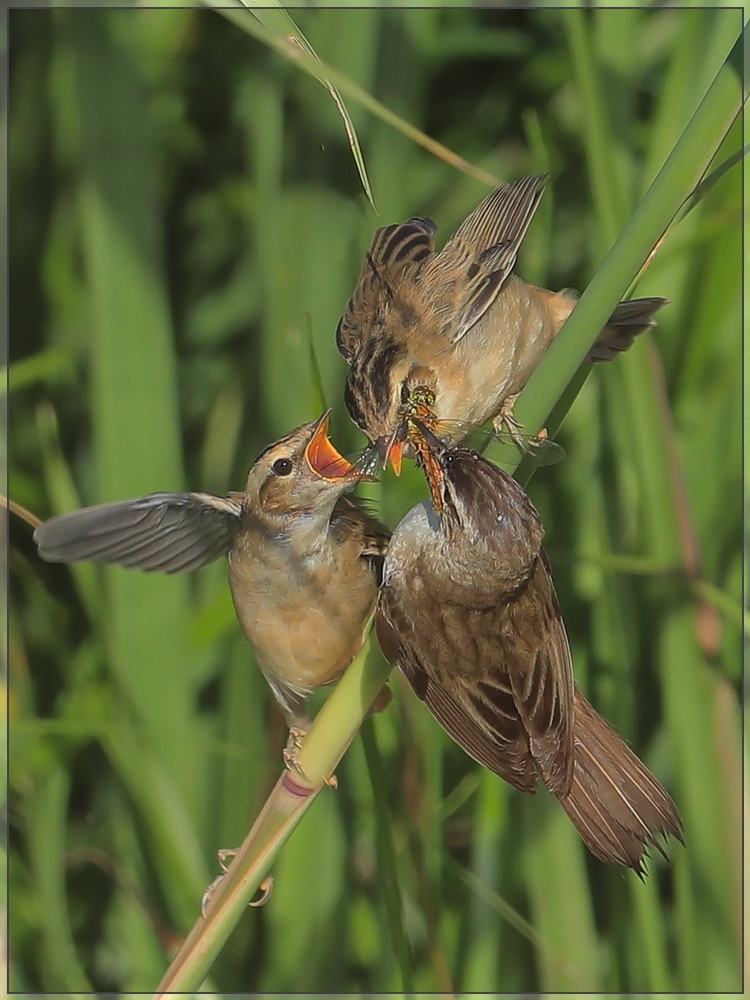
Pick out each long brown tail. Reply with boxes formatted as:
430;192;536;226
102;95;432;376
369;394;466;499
587;296;668;363
556;690;683;874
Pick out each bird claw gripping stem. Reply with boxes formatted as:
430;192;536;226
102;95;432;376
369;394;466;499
200;851;275;917
282;726;339;790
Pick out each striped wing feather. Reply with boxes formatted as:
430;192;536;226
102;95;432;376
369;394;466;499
34;492;242;574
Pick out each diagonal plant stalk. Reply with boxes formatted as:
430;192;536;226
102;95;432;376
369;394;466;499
215;0;377;211
498;55;741;464
154;634;392;995
152;39;741;997
199;0;501;191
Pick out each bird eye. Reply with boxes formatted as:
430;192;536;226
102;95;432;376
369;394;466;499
272;458;293;476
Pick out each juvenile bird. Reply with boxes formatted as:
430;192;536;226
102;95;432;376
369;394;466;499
34;413;391;738
337;173;667;469
376;423;682;872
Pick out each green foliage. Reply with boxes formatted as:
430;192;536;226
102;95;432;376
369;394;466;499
8;5;742;993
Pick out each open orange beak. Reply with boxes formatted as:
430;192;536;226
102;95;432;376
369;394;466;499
384;438;406;476
305;412;378;482
380;401;441;476
379;426;408;476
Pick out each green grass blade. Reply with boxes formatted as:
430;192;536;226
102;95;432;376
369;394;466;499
204;1;500;190
361;718;415;994
504;48;741;460
67;9;201;802
522;795;601;991
246;1;376;212
155;635;391;991
564;8;627;245
27;763;93;991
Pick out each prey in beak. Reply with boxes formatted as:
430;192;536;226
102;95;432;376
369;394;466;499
305;411;378;482
378;382;564;476
379;390;441;476
405;418;447;516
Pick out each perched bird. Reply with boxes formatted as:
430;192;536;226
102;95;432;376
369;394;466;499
337;173;667;469
34;413;391;738
376;422;682;872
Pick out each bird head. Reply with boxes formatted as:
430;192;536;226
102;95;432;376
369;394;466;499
342;338;440;448
337;214;440;463
407;418;546;586
385;382;442;474
244;412;376;528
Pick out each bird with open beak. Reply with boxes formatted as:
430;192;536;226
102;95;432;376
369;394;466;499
35;413;391;752
376;421;682;872
336;173;667;473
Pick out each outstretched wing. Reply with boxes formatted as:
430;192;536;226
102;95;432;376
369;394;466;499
429;173;548;343
449;173;548;253
34;491;243;574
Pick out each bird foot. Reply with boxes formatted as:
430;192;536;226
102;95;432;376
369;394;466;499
495;393;523;434
494;394;536;452
493;397;550;457
283;726;338;789
201;873;225;918
201;850;274;917
217;848;236;871
250;875;275;907
282;726;308;772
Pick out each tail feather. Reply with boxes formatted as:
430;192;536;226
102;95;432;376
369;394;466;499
555;691;683;873
587;296;669;363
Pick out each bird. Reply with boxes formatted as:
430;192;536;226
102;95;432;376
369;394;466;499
376;420;682;872
336;173;667;470
34;413;392;746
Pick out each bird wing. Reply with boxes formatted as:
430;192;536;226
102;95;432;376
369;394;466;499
449;173;548;252
330;494;391;585
504;552;575;796
432;173;548;344
336;217;437;362
432;675;539;793
376;589;538;793
34;491;243;574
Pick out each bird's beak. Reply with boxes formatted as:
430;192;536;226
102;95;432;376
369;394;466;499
378;426;407;476
306;412;378;482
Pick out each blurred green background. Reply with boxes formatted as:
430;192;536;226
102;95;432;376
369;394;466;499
8;4;743;993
